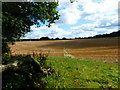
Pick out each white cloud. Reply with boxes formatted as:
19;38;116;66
44;25;71;38
56;0;119;26
55;0;81;25
78;0;118;21
70;0;119;37
71;23;96;31
23;0;119;39
23;24;73;39
71;19;118;37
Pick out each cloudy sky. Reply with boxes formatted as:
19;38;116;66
22;0;119;39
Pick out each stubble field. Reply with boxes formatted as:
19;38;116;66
9;37;119;62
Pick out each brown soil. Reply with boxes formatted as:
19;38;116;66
9;38;119;62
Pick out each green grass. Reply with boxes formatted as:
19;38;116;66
42;57;119;88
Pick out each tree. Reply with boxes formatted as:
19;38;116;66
40;37;49;40
55;37;59;40
2;2;60;54
62;37;66;40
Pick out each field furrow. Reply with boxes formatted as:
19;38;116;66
9;38;119;62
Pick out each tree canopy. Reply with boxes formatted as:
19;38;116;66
2;2;60;53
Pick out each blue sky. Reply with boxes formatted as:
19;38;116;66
22;0;119;39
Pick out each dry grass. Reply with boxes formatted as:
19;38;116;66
9;38;119;62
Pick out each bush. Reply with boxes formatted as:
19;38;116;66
2;42;11;54
2;54;15;65
2;54;55;89
2;54;25;65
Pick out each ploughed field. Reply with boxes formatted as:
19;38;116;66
9;38;119;62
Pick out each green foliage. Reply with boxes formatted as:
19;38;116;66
2;54;26;65
2;42;11;54
2;55;55;89
2;66;27;89
40;37;50;40
2;2;60;53
43;57;119;88
33;54;55;76
2;54;13;64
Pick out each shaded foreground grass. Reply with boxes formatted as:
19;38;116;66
42;57;119;88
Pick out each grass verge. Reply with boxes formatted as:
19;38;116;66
42;57;119;88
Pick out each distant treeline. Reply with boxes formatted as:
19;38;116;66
75;30;120;39
90;30;120;38
19;30;120;41
19;37;73;41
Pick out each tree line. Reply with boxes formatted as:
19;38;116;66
19;30;120;41
19;37;70;41
75;30;120;39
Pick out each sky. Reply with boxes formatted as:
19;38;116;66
22;0;119;39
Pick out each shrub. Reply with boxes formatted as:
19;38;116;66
2;54;25;65
2;53;55;89
2;54;15;65
2;42;11;54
